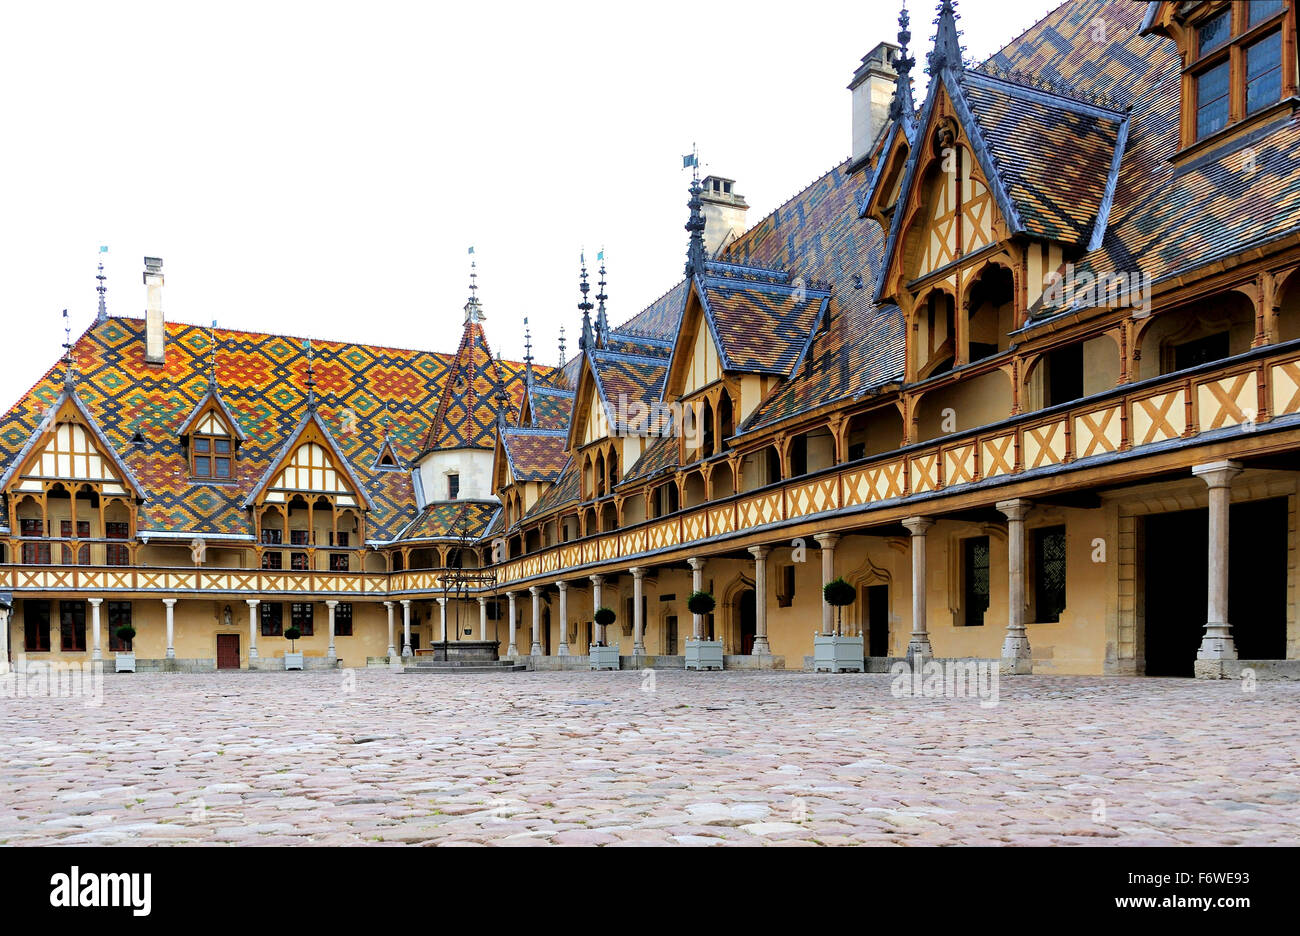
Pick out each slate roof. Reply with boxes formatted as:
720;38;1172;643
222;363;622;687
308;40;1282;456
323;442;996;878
0;317;547;541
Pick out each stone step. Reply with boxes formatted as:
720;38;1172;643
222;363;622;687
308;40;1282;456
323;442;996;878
403;658;518;669
399;663;528;674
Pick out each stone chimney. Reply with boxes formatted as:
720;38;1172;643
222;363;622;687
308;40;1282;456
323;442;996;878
849;41;899;167
143;257;165;365
699;176;749;259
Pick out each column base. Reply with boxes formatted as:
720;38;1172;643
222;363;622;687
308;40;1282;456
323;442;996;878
249;648;259;660
165;650;176;659
386;646;397;659
558;645;570;656
999;655;1034;676
751;637;771;655
1197;628;1237;661
906;636;933;660
507;644;519;657
530;643;543;656
1193;658;1234;679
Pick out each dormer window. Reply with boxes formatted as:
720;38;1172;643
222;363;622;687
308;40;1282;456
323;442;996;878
192;433;233;480
1170;0;1295;149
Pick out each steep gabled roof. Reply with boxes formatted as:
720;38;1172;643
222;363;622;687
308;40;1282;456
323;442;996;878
423;319;512;452
501;426;568;483
178;383;248;443
243;408;376;512
526;384;575;430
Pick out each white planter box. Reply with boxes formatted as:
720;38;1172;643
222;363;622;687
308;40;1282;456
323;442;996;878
684;639;724;671
589;645;620;671
813;635;865;673
115;652;136;673
284;652;304;671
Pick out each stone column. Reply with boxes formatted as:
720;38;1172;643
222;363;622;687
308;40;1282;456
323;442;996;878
478;596;488;641
437;597;448;643
88;598;103;662
247;599;260;660
902;518;934;659
507;591;519;657
556;582;569;656
1193;460;1244;675
996;499;1033;675
326;599;338;662
630;568;646;656
0;605;9;674
748;546;771;654
813;533;841;636
163;598;177;659
688;558;705;638
401;599;412;657
529;586;543;656
590;574;605;645
383;601;396;660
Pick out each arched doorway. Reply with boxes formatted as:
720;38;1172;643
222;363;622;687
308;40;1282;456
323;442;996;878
738;589;757;654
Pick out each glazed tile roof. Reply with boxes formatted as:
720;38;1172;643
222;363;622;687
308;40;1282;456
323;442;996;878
423;320;515;452
695;266;831;376
395;500;500;543
619;432;680;485
526;384;574;430
961;71;1126;247
526;454;580;518
0;317;544;541
501;427;568;483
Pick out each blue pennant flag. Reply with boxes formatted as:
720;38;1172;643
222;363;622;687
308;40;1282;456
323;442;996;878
99;245;108;253
682;153;697;169
597;250;604;262
468;246;475;255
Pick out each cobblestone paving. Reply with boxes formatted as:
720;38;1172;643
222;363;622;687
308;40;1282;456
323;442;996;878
2;669;1298;846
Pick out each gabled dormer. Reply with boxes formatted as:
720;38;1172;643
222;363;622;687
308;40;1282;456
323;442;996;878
1142;0;1297;159
244;411;372;512
178;385;245;482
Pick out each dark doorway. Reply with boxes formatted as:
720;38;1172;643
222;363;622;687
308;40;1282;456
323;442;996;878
216;634;241;670
738;589;756;654
1143;498;1287;676
866;585;890;657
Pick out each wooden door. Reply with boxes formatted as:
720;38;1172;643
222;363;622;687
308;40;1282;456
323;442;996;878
216;633;241;670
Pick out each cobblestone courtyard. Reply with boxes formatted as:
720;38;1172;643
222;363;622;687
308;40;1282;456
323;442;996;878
2;669;1298;846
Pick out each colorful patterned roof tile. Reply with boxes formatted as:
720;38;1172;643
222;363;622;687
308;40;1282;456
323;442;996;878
0;317;543;541
695;268;831;376
423;320;515;452
395;501;500;543
525;454;579;519
526;384;574;430
501;427;568;483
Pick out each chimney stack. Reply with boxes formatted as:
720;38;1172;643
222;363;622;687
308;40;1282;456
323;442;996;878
143;257;165;365
699;176;749;259
848;41;899;167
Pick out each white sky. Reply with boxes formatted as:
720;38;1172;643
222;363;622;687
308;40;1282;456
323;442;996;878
0;0;1059;406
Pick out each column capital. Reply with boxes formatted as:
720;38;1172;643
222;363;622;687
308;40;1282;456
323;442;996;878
383;600;393;609
477;596;487;606
589;573;604;586
325;599;339;609
902;516;935;536
995;498;1033;522
162;598;178;608
436;596;448;606
629;567;646;580
87;597;103;607
246;598;261;608
529;585;543;596
687;557;706;571
1192;460;1244;488
507;590;517;601
555;581;568;592
748;545;771;560
400;598;412;607
813;533;841;548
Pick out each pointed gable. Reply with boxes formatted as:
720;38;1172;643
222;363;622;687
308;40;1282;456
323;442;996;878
0;389;144;499
244;411;373;510
178;386;246;444
423;320;513;452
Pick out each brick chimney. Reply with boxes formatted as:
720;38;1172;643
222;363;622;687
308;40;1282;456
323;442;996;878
143;257;165;365
849;41;899;167
699;176;749;258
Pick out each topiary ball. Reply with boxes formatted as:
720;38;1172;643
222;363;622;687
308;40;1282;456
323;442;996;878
823;577;857;607
594;606;616;627
687;591;716;616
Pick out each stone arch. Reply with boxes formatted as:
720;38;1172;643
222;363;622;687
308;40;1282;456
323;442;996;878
719;571;755;653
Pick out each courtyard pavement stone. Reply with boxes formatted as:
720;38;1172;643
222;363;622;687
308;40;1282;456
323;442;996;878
1;669;1297;846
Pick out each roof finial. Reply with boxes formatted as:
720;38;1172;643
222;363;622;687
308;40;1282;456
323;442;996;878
523;316;535;388
595;249;609;349
889;2;917;122
578;253;594;352
928;0;964;76
558;325;567;370
207;320;219;389
304;337;317;413
62;308;75;390
95;246;108;323
684;144;706;277
464;248;485;324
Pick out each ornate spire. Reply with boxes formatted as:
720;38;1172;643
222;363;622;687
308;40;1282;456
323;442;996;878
927;0;964;76
558;325;567;370
578;254;594;352
685;147;707;277
207;320;219;389
889;2;917;122
595;250;609;349
523;316;535;388
95;246;108;323
304;338;317;413
464;256;485;324
62;308;75;390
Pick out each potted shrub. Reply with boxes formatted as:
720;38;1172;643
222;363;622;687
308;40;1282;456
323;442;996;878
115;624;137;673
814;577;864;673
284;625;304;671
684;591;723;671
590;607;619;670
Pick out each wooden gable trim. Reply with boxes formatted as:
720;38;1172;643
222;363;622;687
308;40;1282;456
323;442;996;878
244;413;372;510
